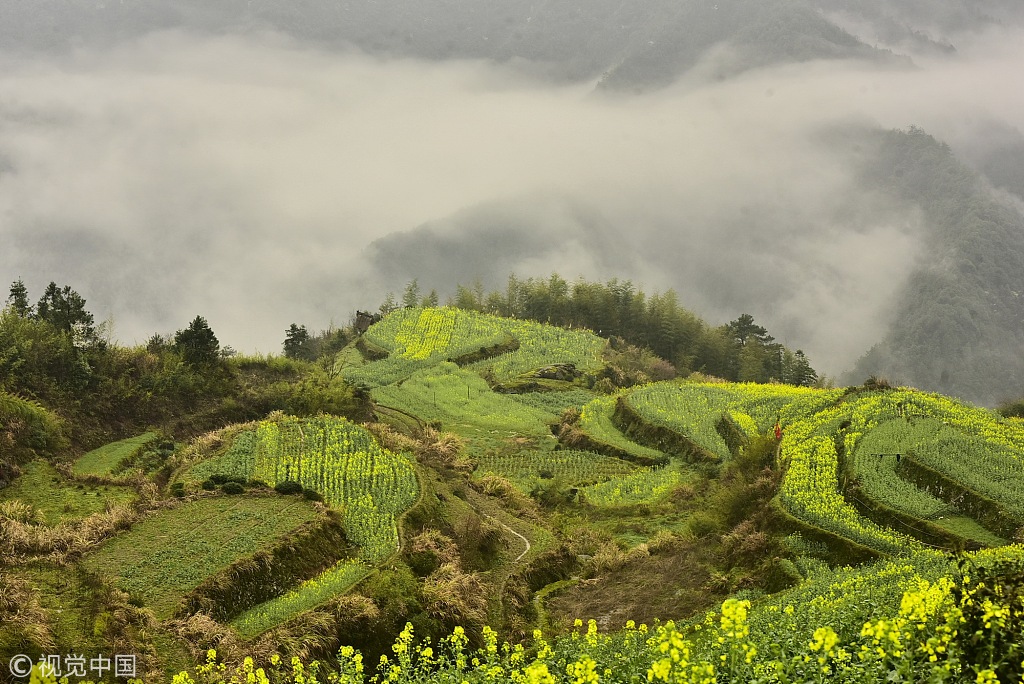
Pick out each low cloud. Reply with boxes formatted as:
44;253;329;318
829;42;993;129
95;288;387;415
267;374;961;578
1;28;1022;372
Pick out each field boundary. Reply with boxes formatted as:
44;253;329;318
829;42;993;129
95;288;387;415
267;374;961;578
612;395;720;464
898;453;1023;539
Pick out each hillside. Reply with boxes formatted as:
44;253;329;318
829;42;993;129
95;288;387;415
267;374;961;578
5;0;1021;89
849;128;1024;406
2;299;1023;682
0;0;893;89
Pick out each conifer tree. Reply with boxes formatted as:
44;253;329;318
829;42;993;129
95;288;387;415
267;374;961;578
6;279;31;317
174;316;220;368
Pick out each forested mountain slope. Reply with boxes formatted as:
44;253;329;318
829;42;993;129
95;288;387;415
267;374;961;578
849;128;1024;406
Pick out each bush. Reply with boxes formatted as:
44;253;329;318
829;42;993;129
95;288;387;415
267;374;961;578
302;488;324;502
201;479;217;491
687;511;720;538
169;482;186;498
221;482;245;495
274;480;303;495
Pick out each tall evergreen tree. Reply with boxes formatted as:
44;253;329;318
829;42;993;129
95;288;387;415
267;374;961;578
6;279;31;318
379;292;398;315
174;316;220;368
283;324;312;360
34;282;96;346
402;279;420;308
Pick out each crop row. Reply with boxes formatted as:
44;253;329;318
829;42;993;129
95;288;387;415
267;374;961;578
349;307;605;388
624;382;843;460
576;396;665;463
173;545;1024;684
838;390;1024;522
192;416;418;563
778;400;919;556
578;463;683;506
370;363;555;434
475;449;637;492
231;560;371;638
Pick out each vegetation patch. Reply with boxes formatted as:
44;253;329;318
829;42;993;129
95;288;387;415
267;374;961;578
0;459;136;525
231;560;371;639
613;394;720;463
183;414;419;562
81;495;319;619
475;449;637;494
566;396;667;466
177;510;352;623
73;432;160;477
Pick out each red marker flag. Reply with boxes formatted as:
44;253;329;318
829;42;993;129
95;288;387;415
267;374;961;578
774;420;782;441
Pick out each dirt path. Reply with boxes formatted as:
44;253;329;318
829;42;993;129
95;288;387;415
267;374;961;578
482;512;531;562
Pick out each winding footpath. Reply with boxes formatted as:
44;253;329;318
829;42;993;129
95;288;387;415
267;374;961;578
482;512;531;562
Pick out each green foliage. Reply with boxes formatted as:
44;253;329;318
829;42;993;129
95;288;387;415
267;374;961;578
176;546;1024;684
504;389;595;415
34;281;97;347
625;381;843;462
283;323;314;361
348;306;605;390
174;315;220;368
371;363;555;435
575;395;665;463
6;279;31;317
0;390;67;469
435;275;816;384
476;449;636;494
578;463;683;507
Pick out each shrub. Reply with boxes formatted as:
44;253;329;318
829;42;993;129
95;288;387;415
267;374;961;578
169;482;186;498
201;479;217;491
221;482;245;495
274;480;303;496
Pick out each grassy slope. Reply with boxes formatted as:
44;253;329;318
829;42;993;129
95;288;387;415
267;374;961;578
73;432;159;477
0;460;136;525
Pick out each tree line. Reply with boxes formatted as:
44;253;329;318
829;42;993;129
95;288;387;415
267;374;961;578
2;279;366;454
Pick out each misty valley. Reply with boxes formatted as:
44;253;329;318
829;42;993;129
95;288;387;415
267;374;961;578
3;1;1024;682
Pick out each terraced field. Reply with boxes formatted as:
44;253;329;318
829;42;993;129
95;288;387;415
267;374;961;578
476;449;637;492
622;382;843;460
72;432;159;477
780;388;1024;554
575;395;665;463
345;306;605;388
0;460;136;525
81;496;320;618
187;415;418;562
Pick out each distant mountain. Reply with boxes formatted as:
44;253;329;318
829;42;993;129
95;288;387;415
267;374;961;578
848;128;1024;406
0;0;901;89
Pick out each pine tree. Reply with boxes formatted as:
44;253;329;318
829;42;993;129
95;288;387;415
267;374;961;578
283;324;313;360
34;282;96;346
174;316;220;368
379;292;398;315
401;279;420;308
6;279;31;317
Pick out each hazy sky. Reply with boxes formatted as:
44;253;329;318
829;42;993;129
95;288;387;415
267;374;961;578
2;26;1022;372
